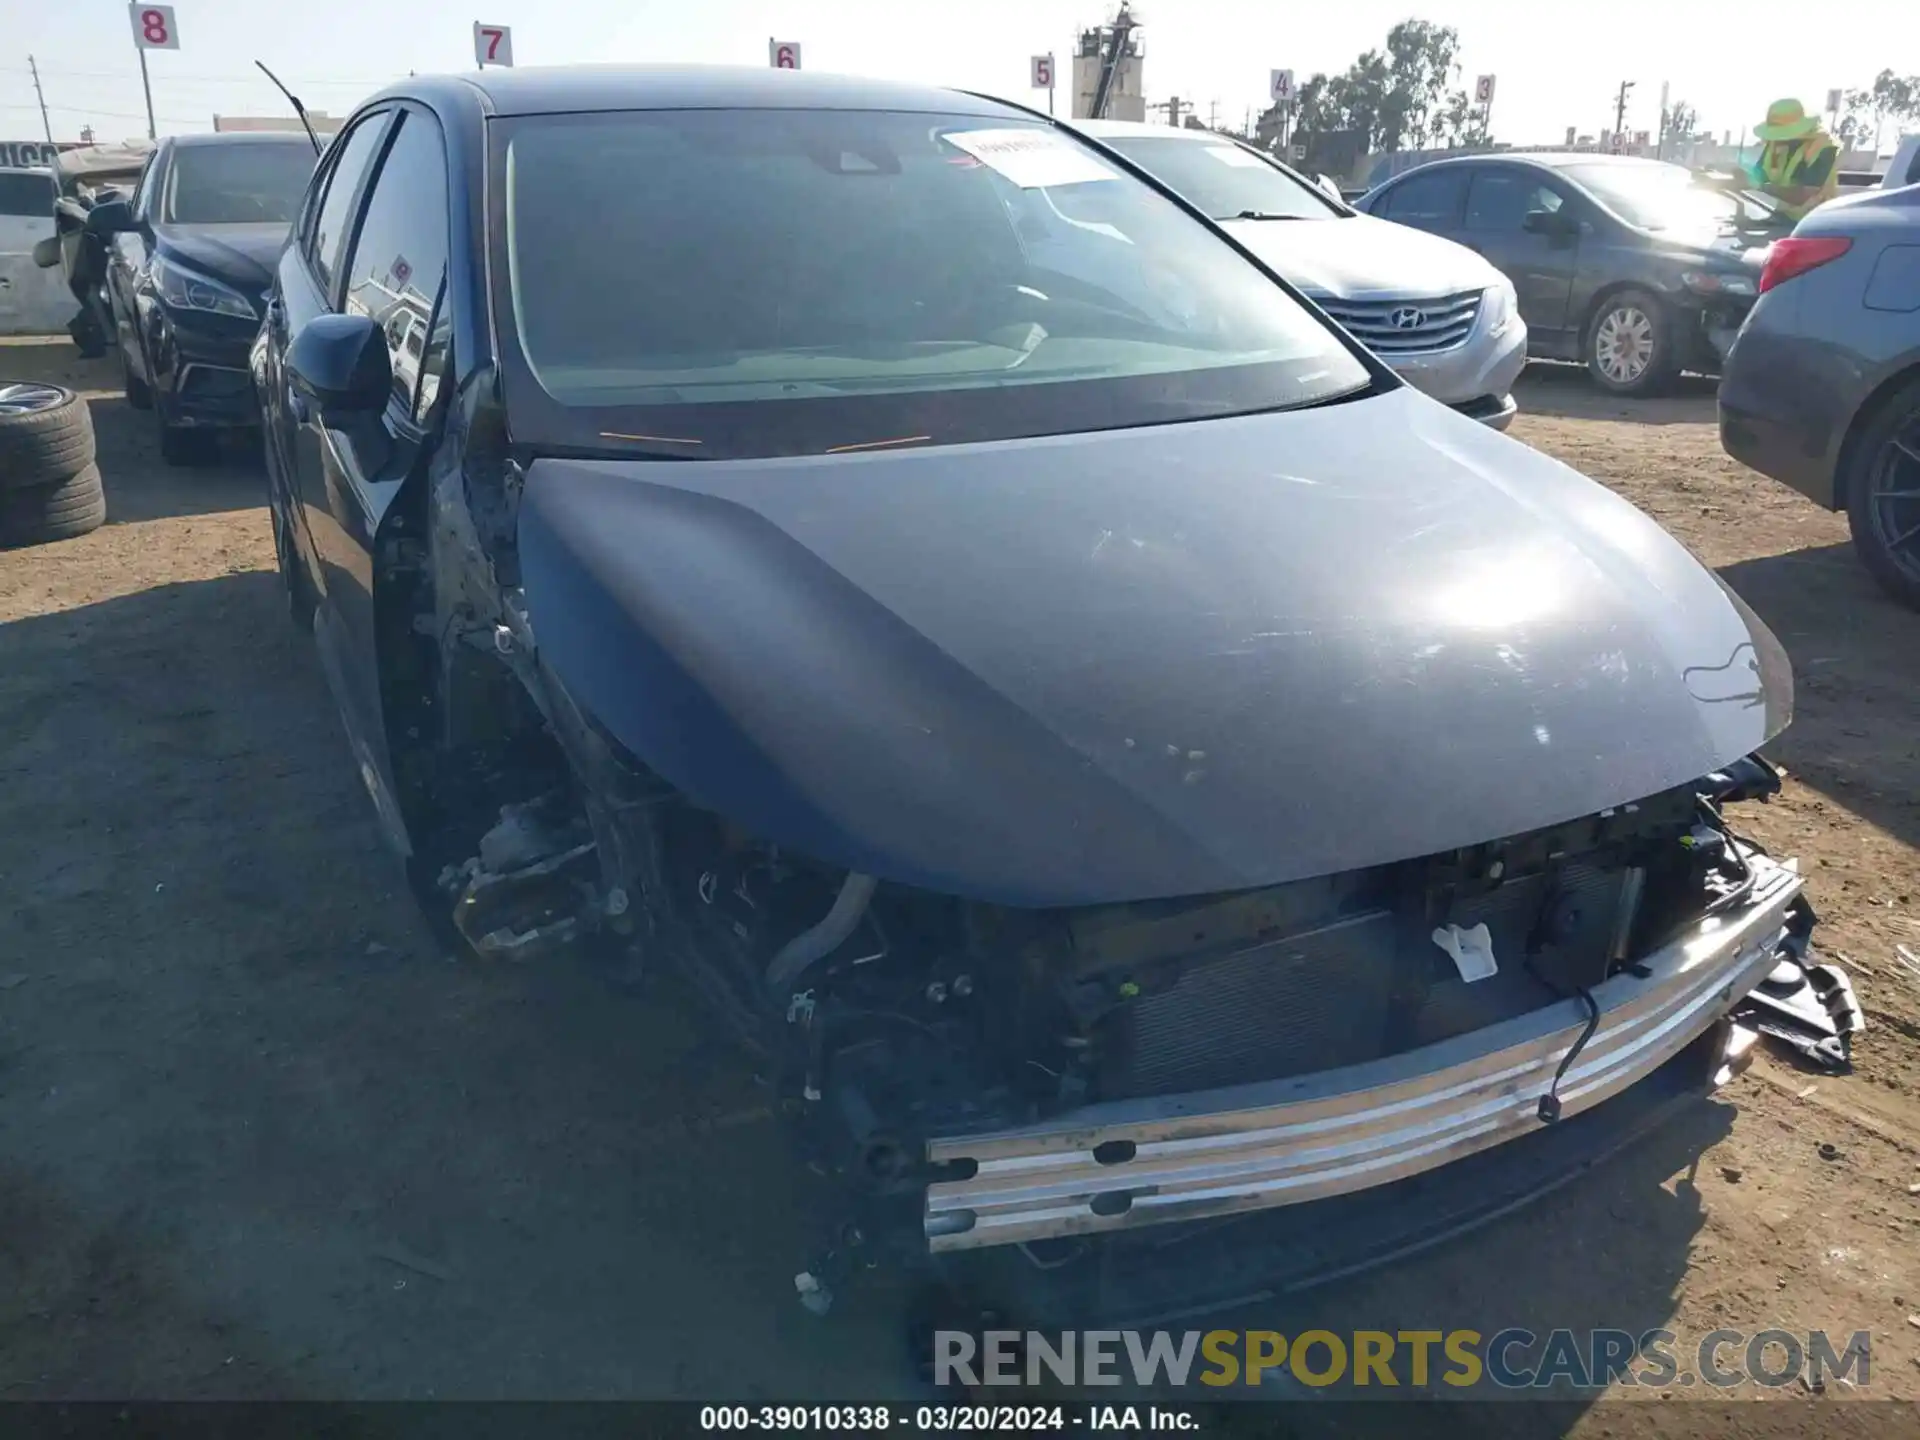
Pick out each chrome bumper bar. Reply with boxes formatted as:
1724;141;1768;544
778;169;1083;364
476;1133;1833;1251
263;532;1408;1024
924;855;1803;1252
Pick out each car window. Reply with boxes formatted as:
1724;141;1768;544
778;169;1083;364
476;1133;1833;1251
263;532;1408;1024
295;139;339;250
0;171;53;218
1560;162;1739;231
341;112;451;424
307;118;388;297
161;141;315;225
1379;168;1467;229
1095;134;1339;221
1464;170;1565;232
498;108;1371;459
1905;146;1920;188
130;156;160;220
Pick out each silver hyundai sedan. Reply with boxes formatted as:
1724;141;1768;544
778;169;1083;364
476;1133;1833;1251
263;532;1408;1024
1077;119;1528;428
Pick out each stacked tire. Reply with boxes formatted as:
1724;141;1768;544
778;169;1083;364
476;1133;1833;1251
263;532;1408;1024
0;384;105;548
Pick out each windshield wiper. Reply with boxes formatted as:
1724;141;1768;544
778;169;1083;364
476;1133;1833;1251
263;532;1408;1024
1218;209;1307;221
594;430;710;459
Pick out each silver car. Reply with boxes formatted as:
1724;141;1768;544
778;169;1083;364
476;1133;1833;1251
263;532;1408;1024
1077;119;1527;428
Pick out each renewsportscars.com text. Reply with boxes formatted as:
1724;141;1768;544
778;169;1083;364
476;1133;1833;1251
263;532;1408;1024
934;1327;1873;1392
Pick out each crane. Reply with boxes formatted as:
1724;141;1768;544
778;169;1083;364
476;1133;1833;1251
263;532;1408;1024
1089;2;1139;121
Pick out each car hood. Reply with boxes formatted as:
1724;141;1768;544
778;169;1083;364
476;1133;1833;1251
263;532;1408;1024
152;222;288;291
517;389;1790;908
1221;212;1504;298
1653;225;1771;262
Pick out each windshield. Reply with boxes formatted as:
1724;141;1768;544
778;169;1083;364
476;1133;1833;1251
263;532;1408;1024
1096;134;1340;221
1731;187;1782;224
1561;162;1742;231
499;109;1370;458
162;141;314;225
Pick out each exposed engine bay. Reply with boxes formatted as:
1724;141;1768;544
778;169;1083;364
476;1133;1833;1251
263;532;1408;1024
398;615;1820;1283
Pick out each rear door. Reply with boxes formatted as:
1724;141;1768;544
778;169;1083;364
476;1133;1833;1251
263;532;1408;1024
1373;166;1469;241
1462;164;1581;338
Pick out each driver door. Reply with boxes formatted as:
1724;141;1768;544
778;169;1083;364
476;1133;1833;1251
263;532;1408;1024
280;105;454;853
1461;166;1581;341
108;153;162;384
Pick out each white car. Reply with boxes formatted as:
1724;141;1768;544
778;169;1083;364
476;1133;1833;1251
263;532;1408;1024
1075;120;1527;428
0;167;71;336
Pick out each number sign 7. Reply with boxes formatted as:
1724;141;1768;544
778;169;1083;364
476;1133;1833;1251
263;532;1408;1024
473;22;514;67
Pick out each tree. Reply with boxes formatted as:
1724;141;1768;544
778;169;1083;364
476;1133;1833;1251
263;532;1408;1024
1844;70;1920;152
1827;93;1873;151
1661;100;1698;147
1289;18;1470;153
1381;19;1461;151
1290;51;1391;151
1435;88;1488;148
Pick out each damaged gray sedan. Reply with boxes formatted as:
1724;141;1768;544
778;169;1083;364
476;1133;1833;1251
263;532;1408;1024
254;66;1828;1322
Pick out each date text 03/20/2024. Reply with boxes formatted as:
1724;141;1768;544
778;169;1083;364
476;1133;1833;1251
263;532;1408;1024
699;1405;1195;1431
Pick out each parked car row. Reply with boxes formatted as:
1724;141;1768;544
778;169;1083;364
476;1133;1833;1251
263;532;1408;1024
1351;142;1919;611
9;63;1888;1335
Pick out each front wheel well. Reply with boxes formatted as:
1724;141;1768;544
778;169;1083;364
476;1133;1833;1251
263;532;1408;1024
1832;361;1920;510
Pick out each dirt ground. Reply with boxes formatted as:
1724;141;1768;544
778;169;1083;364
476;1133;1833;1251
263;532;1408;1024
2;337;1917;1430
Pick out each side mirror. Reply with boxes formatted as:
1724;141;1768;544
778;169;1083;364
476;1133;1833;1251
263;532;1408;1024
84;199;135;237
1523;208;1574;236
1315;173;1342;202
32;235;62;269
287;313;391;416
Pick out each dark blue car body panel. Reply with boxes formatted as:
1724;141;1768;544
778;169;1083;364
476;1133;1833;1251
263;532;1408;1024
519;388;1789;908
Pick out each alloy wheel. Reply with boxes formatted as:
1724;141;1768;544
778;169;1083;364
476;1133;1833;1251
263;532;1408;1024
1865;415;1920;580
1593;306;1655;386
0;382;71;416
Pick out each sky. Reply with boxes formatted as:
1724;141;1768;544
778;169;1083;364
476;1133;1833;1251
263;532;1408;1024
3;0;1916;155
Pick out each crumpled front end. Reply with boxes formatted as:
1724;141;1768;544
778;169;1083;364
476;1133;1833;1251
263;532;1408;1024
479;398;1816;1305
925;847;1806;1252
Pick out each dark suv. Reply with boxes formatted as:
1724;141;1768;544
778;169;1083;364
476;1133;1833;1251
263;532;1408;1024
89;132;315;463
1359;153;1773;395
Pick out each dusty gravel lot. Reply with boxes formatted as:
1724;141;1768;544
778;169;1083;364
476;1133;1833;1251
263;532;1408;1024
2;336;1917;1431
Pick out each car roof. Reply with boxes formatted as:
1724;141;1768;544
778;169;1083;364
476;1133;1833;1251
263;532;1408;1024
1371;151;1691;197
1383;152;1680;175
388;64;1021;121
1515;153;1679;172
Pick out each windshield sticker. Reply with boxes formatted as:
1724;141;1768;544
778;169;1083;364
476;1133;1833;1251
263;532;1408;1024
943;128;1119;189
1204;145;1265;168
